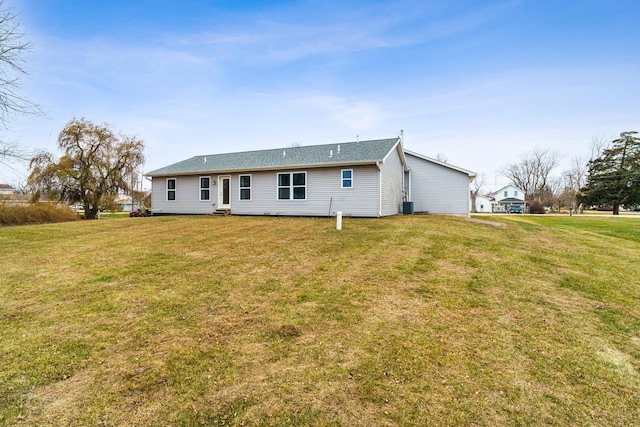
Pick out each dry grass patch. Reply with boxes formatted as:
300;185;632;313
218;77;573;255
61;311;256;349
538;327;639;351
0;202;79;226
1;215;640;425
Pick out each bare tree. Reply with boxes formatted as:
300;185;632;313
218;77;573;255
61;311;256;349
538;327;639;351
560;156;588;211
0;0;40;166
0;139;28;165
567;156;588;190
542;175;563;210
470;173;485;213
500;148;559;200
435;153;448;163
589;134;610;161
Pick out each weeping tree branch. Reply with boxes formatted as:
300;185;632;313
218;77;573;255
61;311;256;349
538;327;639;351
27;118;145;219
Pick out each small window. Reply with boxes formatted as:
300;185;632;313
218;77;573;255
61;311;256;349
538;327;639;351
514;190;519;197
504;191;508;197
167;178;176;201
342;169;353;188
277;172;306;200
199;177;210;201
278;173;290;199
239;175;251;200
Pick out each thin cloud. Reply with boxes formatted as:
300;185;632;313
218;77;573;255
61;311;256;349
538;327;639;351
155;1;520;65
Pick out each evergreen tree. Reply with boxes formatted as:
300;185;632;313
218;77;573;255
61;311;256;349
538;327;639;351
580;131;640;215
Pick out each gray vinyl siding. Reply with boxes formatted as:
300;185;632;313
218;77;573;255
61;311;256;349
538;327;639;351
379;148;404;216
230;165;380;217
406;153;470;215
151;176;216;214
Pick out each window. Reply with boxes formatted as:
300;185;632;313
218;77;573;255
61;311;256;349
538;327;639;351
278;172;306;200
199;177;210;201
239;175;251;200
341;169;353;188
167;178;176;201
504;191;508;197
514;190;519;197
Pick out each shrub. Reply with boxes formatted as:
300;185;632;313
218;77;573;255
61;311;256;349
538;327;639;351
0;202;80;226
529;201;545;214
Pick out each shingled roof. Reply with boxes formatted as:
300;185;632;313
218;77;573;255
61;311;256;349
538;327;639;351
146;138;401;177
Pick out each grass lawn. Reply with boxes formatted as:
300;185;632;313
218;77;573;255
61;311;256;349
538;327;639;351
1;214;639;426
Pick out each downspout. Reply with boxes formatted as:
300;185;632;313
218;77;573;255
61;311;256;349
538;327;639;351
407;169;411;203
376;161;382;217
467;176;473;218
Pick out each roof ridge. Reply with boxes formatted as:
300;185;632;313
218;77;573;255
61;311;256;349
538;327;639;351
145;137;401;177
193;137;400;158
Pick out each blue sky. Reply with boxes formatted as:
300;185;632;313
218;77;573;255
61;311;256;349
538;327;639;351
2;0;639;190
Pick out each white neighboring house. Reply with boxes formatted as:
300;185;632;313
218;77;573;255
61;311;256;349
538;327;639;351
493;185;526;212
474;195;493;213
0;184;15;195
145;137;476;217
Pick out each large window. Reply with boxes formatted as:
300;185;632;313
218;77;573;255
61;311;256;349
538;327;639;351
167;178;176;201
341;169;353;188
239;175;251;200
199;177;210;201
277;172;306;200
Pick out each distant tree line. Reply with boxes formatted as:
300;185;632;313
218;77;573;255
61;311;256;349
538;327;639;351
493;132;639;215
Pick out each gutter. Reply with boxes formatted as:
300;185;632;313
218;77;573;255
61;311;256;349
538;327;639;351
145;159;383;178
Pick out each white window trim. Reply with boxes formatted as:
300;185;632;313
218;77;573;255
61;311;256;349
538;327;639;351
239;174;252;201
341;169;353;189
199;176;211;202
166;178;176;202
277;171;307;201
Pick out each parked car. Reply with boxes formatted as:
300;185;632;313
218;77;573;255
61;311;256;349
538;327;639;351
129;208;147;217
506;205;523;214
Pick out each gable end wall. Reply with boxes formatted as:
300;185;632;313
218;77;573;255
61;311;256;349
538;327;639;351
406;154;470;215
379;148;404;216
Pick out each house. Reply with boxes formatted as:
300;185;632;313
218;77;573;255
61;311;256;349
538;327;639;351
493;185;526;212
474;195;493;213
145;137;476;217
114;196;133;212
0;184;15;195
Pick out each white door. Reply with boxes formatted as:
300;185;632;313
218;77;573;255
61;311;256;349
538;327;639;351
218;175;231;209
